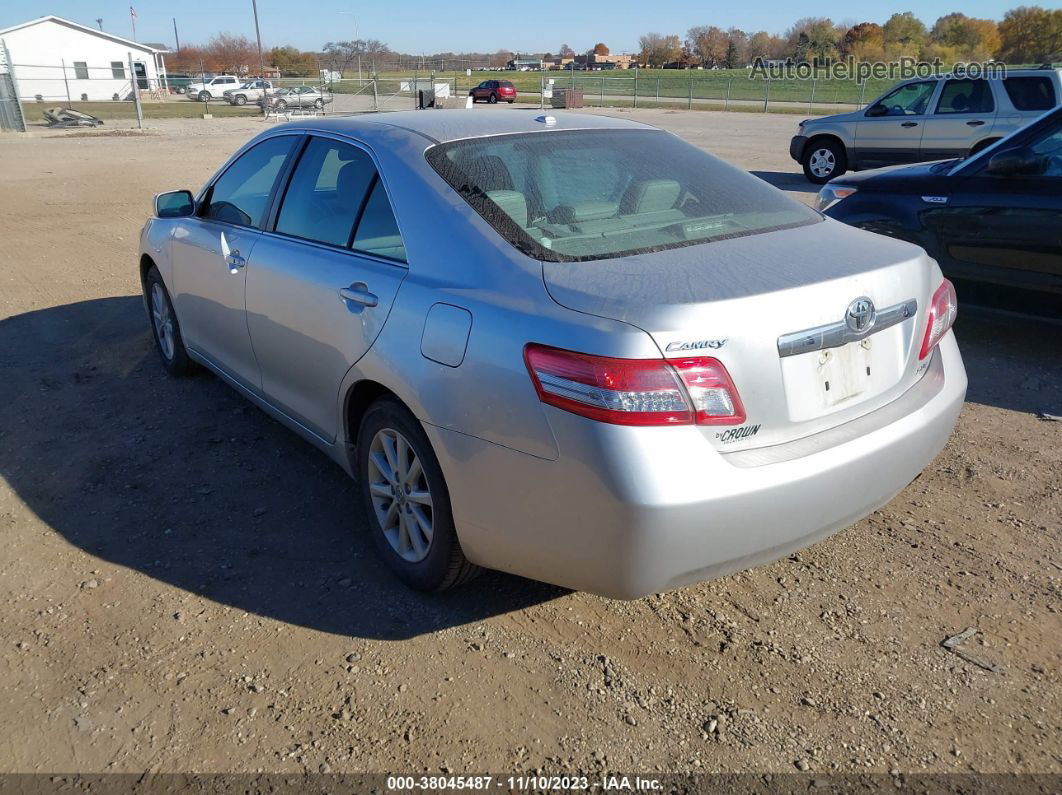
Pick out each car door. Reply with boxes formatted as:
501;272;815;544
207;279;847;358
919;78;996;159
170;134;298;390
854;80;940;167
924;114;1062;296
246;135;408;440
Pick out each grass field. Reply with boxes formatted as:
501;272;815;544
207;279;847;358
355;68;899;108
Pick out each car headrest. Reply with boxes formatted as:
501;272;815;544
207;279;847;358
462;154;514;191
622;179;681;214
486;190;528;227
950;93;969;112
336;159;373;202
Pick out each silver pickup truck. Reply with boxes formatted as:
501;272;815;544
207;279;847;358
791;68;1062;183
223;80;274;106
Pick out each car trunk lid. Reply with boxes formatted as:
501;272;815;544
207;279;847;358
541;219;939;452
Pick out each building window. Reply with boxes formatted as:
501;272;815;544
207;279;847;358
111;61;125;79
73;62;89;80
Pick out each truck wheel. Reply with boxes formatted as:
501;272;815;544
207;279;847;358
197;90;211;102
802;139;847;184
234;94;247;105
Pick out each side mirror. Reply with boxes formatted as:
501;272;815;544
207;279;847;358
985;147;1048;177
155;189;195;218
865;104;887;117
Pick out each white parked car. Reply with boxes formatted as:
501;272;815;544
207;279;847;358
185;75;240;101
223;80;274;106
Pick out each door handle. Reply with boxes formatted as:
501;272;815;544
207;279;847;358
966;120;986;126
338;282;378;307
226;250;245;273
901;121;919;128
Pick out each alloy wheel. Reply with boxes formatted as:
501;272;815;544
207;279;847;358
367;428;434;563
150;283;175;361
809;148;836;178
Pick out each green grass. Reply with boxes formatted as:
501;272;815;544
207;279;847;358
26;100;265;122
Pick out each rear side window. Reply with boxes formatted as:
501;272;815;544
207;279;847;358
426;129;818;262
936;79;994;114
276;138;376;247
205;136;294;228
1004;76;1057;111
353;181;406;262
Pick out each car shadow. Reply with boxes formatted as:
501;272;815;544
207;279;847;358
750;170;819;195
954;308;1062;416
0;297;564;640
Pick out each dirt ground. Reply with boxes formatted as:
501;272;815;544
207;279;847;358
0;109;1059;778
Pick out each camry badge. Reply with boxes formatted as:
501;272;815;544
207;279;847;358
845;297;876;334
666;339;727;352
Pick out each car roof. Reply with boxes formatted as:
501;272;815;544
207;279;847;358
275;109;654;145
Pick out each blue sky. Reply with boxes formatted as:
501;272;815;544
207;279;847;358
1;1;1014;54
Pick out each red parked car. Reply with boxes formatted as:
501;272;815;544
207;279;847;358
469;80;516;104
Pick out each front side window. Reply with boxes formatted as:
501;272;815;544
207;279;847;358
869;81;936;116
1004;76;1057;111
1031;117;1062;176
276;138;376;246
935;79;994;114
426;129;818;262
204;136;295;227
73;61;88;80
111;61;125;79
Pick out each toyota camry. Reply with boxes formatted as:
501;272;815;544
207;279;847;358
139;111;966;598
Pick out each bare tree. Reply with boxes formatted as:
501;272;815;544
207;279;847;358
206;33;256;75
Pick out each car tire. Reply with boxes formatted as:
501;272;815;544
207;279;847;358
356;397;480;592
507;99;515;104
488;93;498;104
274;99;287;110
802;139;847;184
197;90;211;102
313;98;324;109
969;138;999;156
144;265;194;376
234;94;246;105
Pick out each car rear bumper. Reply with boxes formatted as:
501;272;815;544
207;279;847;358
425;334;966;598
790;134;808;162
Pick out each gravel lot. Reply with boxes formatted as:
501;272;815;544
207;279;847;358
0;108;1059;777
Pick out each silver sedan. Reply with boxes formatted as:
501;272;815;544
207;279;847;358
140;111;966;598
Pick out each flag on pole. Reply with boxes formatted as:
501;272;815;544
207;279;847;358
130;6;137;20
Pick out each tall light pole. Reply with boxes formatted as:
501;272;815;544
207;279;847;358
338;11;362;81
250;0;265;77
172;17;181;53
96;18;103;31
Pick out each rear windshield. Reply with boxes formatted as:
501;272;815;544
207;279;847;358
426;129;819;262
500;81;514;87
1004;76;1057;111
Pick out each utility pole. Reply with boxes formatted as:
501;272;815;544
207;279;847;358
172;18;181;54
250;0;264;77
96;18;103;31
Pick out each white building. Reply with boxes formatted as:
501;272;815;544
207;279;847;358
0;16;167;102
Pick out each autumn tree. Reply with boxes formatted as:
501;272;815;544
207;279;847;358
997;6;1062;63
269;46;317;77
930;13;1001;61
786;17;839;63
686;25;728;67
205;33;256;74
593;42;610;55
840;22;886;61
882;12;928;58
638;33;682;67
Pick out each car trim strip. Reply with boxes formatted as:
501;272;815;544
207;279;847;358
776;298;918;358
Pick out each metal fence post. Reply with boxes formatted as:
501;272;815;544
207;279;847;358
763;79;770;112
372;77;378;111
0;39;28;132
725;78;731;110
129;52;143;128
61;58;71;104
687;68;693;110
656;78;660;105
633;67;638;108
858;80;866;109
809;78;816;113
600;75;604;106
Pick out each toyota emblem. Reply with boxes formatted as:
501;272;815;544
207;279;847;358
845;297;876;334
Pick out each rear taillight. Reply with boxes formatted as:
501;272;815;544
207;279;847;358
524;344;745;427
919;279;958;360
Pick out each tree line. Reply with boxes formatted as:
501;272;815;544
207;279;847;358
639;7;1061;69
164;6;1060;78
